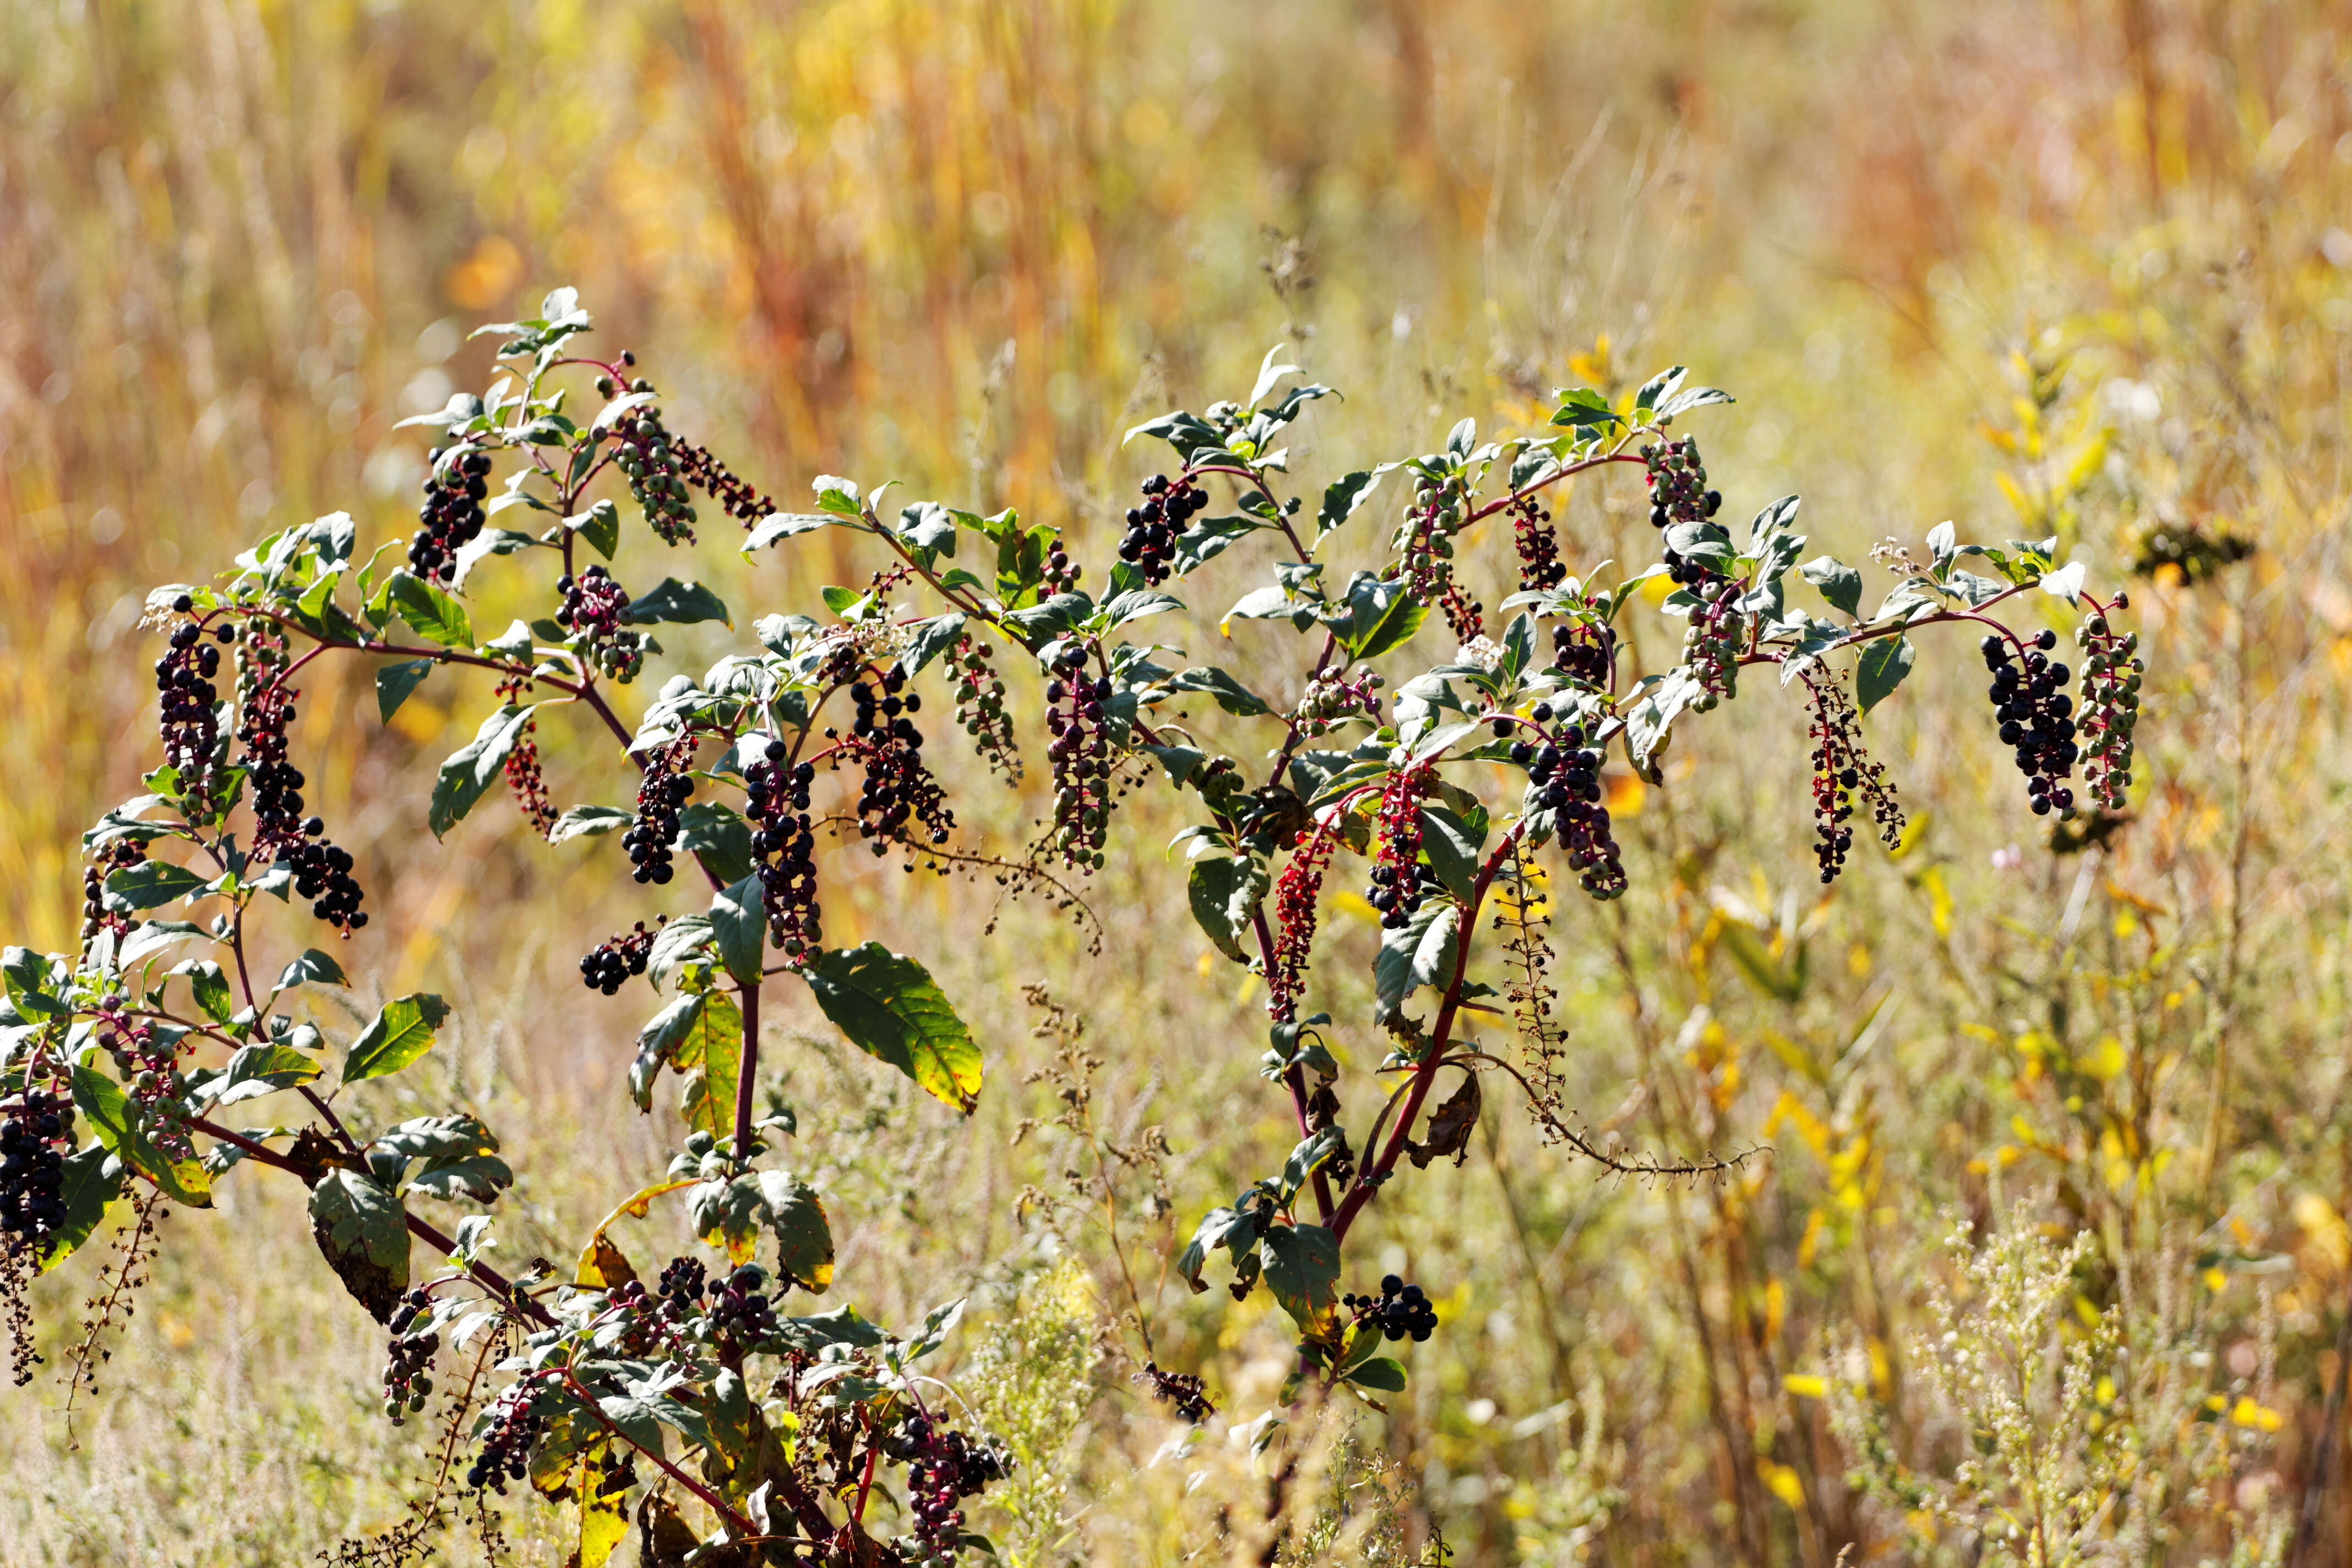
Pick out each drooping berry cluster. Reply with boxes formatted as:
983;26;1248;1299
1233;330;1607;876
281;836;369;934
1044;651;1113;872
1801;672;1902;884
1980;630;2080;816
600;1276;699;1360
156;607;224;793
1139;1363;1215;1424
1292;666;1383;738
1344;1274;1438;1343
1680;580;1745;708
97;1010;196;1166
1549;616;1616;690
609;398;697;545
1368;766;1436;930
555;566;647;683
1643;435;1720;535
624;741;695;885
1040;537;1084;596
706;1262;781;1351
745;741;822;960
841;668;952;850
2073;602;2142;813
1511;706;1625;899
410;447;491;584
673;434;780;529
1;1089;72;1264
492;675;558;838
1396;473;1483;640
232;619;310;857
467;1375;549;1494
886;1413;1011;1555
81;840;146;946
1509;493;1566;591
949;638;1020;781
1269;825;1337;1023
1119;474;1206;585
579;921;658;995
381;1287;439;1422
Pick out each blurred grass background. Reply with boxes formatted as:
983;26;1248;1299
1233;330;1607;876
6;1;2352;1563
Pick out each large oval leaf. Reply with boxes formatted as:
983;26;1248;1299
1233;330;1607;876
342;993;451;1084
803;944;982;1113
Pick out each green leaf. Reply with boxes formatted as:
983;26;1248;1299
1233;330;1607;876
341;993;452;1085
406;1153;515;1203
1187;856;1257;963
1374;900;1460;1017
1346;1356;1409;1393
743;513;837;552
375;658;434;723
625;578;733;628
39;1144;123;1273
277;949;349;989
371;1114;498;1162
1260;1223;1341;1333
573;499;621;560
1799;556;1863;617
1342;573;1427;660
428;704;536;838
1316;470;1384;540
171;959;233;1023
308;1167;410;1321
673;988;744;1140
1167;666;1271;718
1416;806;1488;906
630;991;708;1111
902;612;968;677
1855;635;1917;715
385;571;474;649
551;804;634;845
104;861;211;913
709;874;765;986
207;1043;325;1106
760;1170;835;1293
676;802;754;887
803;944;983;1114
70;1065;211;1207
1549;386;1622;429
812;475;863;518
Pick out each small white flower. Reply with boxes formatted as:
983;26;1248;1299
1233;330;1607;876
1458;636;1505;672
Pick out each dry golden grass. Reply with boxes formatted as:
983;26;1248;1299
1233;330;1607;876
6;2;2352;1564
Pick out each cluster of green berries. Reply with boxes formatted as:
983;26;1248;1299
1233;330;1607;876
1643;436;1721;533
1680;579;1745;708
949;638;1020;781
1346;1275;1438;1343
556;566;646;682
2073;605;2142;813
1292;665;1382;737
410;447;490;584
607;394;697;546
1397;472;1484;640
381;1287;439;1422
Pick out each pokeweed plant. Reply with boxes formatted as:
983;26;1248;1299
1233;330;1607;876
0;288;2148;1564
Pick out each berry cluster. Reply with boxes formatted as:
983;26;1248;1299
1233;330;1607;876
673;434;779;529
1368;766;1436;930
281;836;369;933
100;1011;195;1163
381;1287;439;1422
1119;474;1206;586
841;668;952;850
1044;651;1113;872
609;398;697;545
656;1255;708;1313
1139;1362;1215;1424
411;447;491;584
1292;665;1382;738
232;620;308;856
555;567;646;683
1269;825;1336;1023
1;1089;72;1260
1680;580;1745;707
949;638;1020;781
579;921;658;995
1040;537;1084;596
1510;706;1625;899
706;1262;781;1350
1397;474;1484;640
746;742;823;960
887;1414;1011;1556
1643;436;1721;535
1549;616;1616;690
1801;673;1903;884
81;840;146;946
1509;493;1566;591
493;675;558;838
1344;1274;1438;1343
156;609;225;792
1980;630;2080;816
624;741;695;884
2073;603;2142;813
467;1376;548;1494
